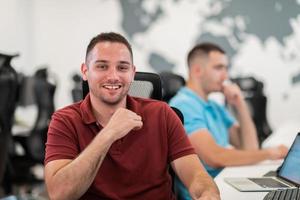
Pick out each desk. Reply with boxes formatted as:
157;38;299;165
215;120;299;199
215;120;300;200
215;160;282;200
262;119;299;149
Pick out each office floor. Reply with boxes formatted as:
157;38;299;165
0;165;48;200
0;184;48;200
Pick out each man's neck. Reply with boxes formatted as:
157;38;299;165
90;95;127;127
186;79;209;101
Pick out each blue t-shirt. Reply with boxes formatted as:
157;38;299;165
169;87;236;200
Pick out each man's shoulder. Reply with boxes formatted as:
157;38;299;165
132;96;167;106
130;96;170;115
169;88;195;107
53;101;82;118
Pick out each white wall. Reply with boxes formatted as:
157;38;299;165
1;0;300;129
30;0;124;107
1;0;125;107
0;0;33;72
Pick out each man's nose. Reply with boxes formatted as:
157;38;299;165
222;70;228;80
107;67;119;79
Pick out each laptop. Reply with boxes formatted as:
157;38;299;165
224;132;300;192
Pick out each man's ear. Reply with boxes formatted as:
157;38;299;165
81;63;88;81
191;63;201;76
132;65;136;82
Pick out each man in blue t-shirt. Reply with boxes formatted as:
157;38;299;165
169;42;288;200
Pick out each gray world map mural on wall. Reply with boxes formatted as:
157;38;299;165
119;0;300;84
196;0;299;56
120;0;163;38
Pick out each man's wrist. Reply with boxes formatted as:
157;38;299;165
262;148;273;160
97;128;116;145
199;189;220;200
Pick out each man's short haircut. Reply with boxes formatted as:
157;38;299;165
85;32;133;63
187;42;225;68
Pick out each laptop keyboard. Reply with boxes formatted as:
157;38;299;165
263;188;300;200
249;178;290;188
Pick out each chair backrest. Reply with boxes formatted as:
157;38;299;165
71;73;83;102
231;76;272;144
82;71;162;100
15;68;56;162
129;72;162;100
28;68;56;161
32;68;56;130
0;53;19;185
159;71;185;103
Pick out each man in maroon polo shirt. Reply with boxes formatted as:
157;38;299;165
44;32;220;200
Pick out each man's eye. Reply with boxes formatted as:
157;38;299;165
96;65;107;70
215;65;225;70
118;65;129;71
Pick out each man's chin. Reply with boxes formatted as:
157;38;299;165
93;88;129;105
101;96;125;105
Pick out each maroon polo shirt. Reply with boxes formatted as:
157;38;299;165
45;94;195;200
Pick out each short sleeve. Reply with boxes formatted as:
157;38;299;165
170;93;209;135
216;103;236;129
163;104;195;162
176;102;208;134
44;112;79;164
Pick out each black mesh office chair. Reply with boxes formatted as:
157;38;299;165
0;53;19;195
159;71;185;103
231;76;272;145
11;68;56;184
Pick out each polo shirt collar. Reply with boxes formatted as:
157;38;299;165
182;87;213;108
126;95;135;110
80;93;97;124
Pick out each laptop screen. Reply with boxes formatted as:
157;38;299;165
278;132;300;185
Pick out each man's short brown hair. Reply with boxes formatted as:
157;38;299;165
86;32;133;63
187;42;225;68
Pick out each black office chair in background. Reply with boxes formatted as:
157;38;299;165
0;53;19;195
11;68;56;186
159;71;185;103
231;76;272;145
71;73;83;102
27;68;56;161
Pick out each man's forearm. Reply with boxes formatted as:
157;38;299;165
235;100;258;149
46;130;115;200
173;155;220;199
214;148;271;167
189;171;220;199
